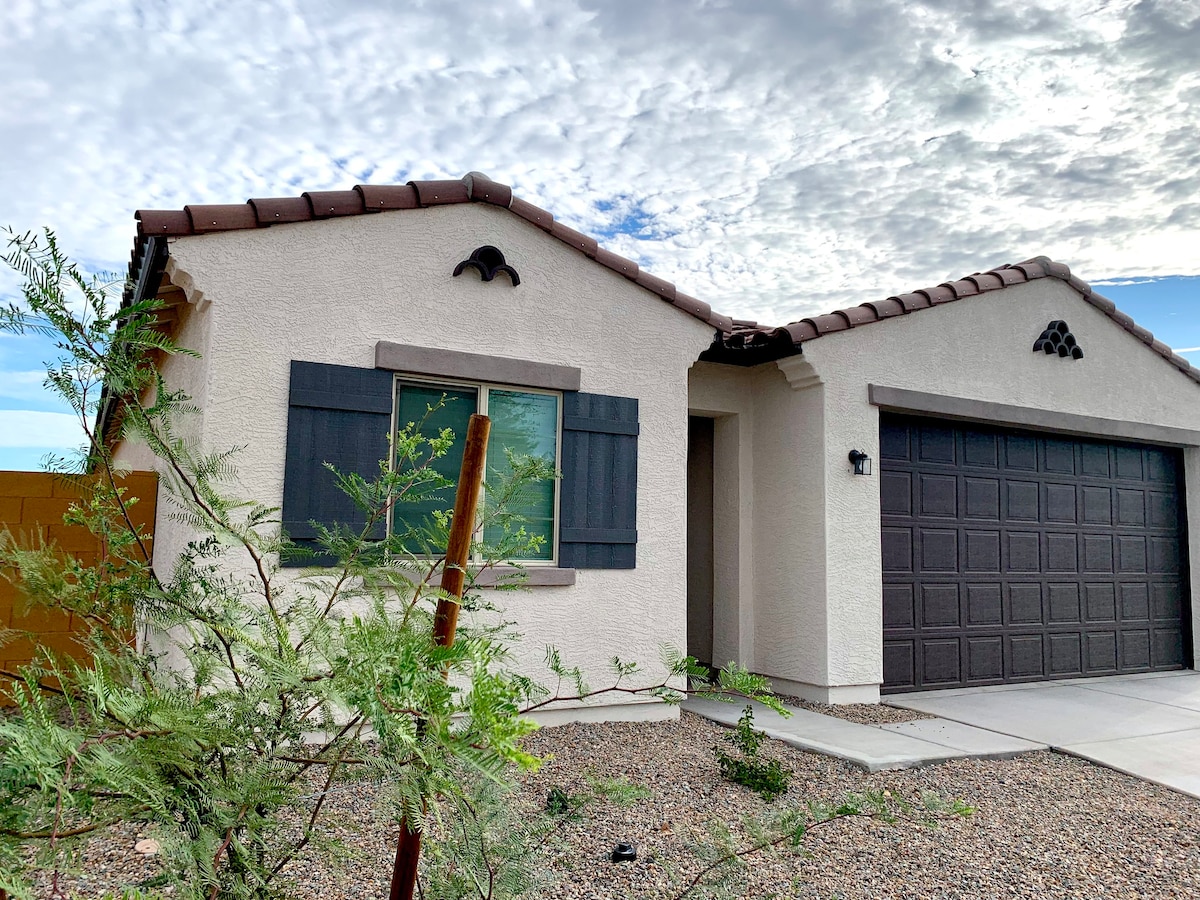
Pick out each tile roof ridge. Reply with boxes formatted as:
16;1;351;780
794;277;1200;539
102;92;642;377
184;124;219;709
130;173;737;334
712;257;1199;384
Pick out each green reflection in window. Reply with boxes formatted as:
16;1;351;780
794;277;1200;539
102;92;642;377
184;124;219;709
484;390;558;560
393;383;476;552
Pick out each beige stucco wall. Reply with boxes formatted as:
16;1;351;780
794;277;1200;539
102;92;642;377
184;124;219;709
127;203;716;717
800;279;1200;699
691;280;1200;704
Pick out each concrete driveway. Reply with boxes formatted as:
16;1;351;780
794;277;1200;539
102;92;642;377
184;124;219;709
886;670;1200;798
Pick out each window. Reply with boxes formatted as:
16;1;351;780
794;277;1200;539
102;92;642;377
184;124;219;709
280;359;640;571
392;379;560;562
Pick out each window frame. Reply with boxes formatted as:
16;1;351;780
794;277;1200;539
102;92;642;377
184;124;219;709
388;373;564;566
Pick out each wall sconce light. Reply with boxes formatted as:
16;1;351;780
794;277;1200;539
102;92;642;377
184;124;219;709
848;449;872;476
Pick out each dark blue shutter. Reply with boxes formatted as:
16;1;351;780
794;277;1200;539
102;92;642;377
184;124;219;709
280;361;393;567
558;392;639;569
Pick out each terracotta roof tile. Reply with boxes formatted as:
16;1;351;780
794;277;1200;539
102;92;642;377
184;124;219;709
710;253;1200;385
355;184;420;210
303;190;364;218
894;292;932;311
462;171;512;207
185;204;258;233
863;298;905;319
248;197;312;226
507;197;554;231
550;221;598;257
594;247;638;280
126;173;740;334
410;179;470;206
136;210;193;236
923;284;958;304
838;306;879;327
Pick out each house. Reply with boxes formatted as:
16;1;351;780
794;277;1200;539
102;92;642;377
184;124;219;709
108;172;1200;720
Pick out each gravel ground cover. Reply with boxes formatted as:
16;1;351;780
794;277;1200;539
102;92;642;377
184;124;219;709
774;695;937;726
31;711;1200;899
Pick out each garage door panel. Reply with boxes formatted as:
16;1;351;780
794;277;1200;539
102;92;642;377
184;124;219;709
1115;446;1144;480
1049;633;1083;676
1117;489;1147;525
883;641;915;689
1154;629;1184;666
919;473;957;517
921;584;960;628
1120;583;1150;621
880;471;912;516
883;583;915;628
1006;481;1040;520
882;527;913;572
1082;534;1115;573
918;425;956;464
1004;435;1038;470
1122;630;1152;668
1152;582;1183;621
1048;583;1081;623
964;530;1001;572
1084;631;1118;673
919;529;958;572
966;583;1003;625
882;415;1188;693
1084;583;1116;621
963;432;999;468
967;637;1004;681
1008;583;1045;625
1007;532;1041;571
1081;443;1111;477
1081;486;1113;525
1045;483;1078;523
1008;634;1045;678
1044;439;1077;475
964;477;1000;520
1045;533;1079;572
922;639;961;684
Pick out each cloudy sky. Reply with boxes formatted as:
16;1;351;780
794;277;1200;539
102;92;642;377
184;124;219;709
1;0;1198;468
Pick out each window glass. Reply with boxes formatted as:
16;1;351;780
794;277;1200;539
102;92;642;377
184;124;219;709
393;383;476;551
484;390;558;560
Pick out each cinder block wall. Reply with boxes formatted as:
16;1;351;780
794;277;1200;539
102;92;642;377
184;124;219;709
0;470;157;672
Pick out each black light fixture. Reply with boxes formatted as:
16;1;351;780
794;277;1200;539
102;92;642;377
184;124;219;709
848;449;872;476
611;842;637;862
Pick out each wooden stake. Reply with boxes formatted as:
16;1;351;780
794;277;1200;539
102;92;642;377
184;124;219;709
390;413;491;900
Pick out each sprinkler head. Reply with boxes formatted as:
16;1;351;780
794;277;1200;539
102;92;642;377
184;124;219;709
611;842;637;863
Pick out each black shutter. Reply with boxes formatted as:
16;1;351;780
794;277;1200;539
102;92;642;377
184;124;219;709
558;392;639;569
280;361;393;567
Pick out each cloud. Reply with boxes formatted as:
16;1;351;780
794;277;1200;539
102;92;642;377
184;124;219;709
1174;346;1200;354
0;410;85;449
0;0;1197;331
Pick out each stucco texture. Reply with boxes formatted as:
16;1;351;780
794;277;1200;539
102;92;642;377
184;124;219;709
140;203;715;713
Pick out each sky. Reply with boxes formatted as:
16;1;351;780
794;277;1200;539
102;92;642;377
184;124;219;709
1;0;1197;470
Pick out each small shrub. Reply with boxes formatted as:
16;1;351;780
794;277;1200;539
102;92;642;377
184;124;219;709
714;706;791;801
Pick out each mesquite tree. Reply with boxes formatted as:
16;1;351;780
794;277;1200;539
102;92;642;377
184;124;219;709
0;230;777;900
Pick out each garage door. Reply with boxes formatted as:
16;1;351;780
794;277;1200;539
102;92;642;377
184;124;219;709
881;414;1188;693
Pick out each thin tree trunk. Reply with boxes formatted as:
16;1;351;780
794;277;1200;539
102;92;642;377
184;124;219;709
390;413;491;900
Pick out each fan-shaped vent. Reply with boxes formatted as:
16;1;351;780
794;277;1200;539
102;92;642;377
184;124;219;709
452;245;520;285
1033;320;1084;359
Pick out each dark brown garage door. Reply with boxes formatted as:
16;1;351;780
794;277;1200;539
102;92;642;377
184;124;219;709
881;414;1189;693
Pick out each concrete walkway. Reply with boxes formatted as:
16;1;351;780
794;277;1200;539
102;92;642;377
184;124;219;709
683;697;1044;772
886;671;1200;798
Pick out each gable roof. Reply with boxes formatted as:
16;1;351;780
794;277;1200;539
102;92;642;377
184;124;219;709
124;172;738;334
706;256;1200;385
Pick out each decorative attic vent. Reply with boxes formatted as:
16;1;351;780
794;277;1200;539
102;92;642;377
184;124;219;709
1033;320;1084;359
452;245;520;286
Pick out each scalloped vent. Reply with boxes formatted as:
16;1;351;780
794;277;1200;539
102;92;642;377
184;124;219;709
1033;320;1084;359
452;245;520;285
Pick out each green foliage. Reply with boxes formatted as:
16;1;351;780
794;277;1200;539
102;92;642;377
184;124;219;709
0;229;780;900
713;706;792;802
